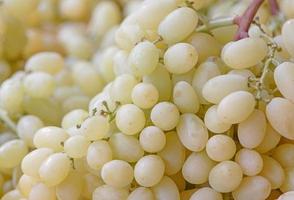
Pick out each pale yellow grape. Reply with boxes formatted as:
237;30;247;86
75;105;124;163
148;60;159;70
18;175;38;197
17;115;44;148
190;187;223;200
82;173;104;199
172;68;195;85
59;0;90;21
182;151;216;184
80;115;109;141
61;109;88;129
259;155;285;189
64;135;90;158
232;176;271;200
266;97;294;139
3;0;39;18
234;149;263;176
238;109;266;149
21;148;53;178
92;185;129;200
173;81;200;113
158;7;198;44
0;61;11;83
0;79;24;116
39;152;71;186
72;62;104;96
206;135;236;162
202;74;249;104
132;0;176;30
221;37;268;69
143;65;172;101
278;191;294;200
25;52;64;75
87;140;112;170
228;69;256;79
134;155;165;187
109;133;143;163
280;168;294;192
151;176;180;200
56;171;83;200
2;189;23;200
158;132;185;175
113;50;133;76
101;160;134;188
164;43;198;74
151;102;179;131
115;24;145;51
204;105;232;133
139;126;166;153
0;139;28;169
128;41;159;76
131;83;159;109
23;72;55;99
209;161;243;193
127;187;155;200
255;124;281;153
188;32;222;63
96;47;118;82
192;60;221;104
282;19;294;57
176;113;208;152
28;183;56;200
115;104;145;135
110;74;138;104
33;126;68;152
63;35;93;60
88;1;121;39
273;144;294;168
217;91;256;124
274;62;294;102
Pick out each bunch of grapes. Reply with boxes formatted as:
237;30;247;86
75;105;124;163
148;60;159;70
0;0;294;200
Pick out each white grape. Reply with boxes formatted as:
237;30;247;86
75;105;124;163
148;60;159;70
131;83;159;109
204;105;232;133
64;135;90;158
139;126;166;153
87;140;112;170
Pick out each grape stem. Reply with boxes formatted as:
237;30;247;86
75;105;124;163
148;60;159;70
0;108;17;134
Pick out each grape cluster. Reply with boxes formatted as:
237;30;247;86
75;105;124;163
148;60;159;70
0;0;294;200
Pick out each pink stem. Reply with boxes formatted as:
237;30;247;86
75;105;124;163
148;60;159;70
233;0;265;40
268;0;280;16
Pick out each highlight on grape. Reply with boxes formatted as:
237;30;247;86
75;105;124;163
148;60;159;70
0;0;294;199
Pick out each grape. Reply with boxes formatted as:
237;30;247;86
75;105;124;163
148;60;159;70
29;183;59;200
25;52;64;75
228;69;256;79
128;41;159;76
23;72;56;99
176;113;208;152
255;124;281;153
173;81;200;113
151;102;179;131
33;126;68;152
221;37;268;69
164;43;198;74
80;115;109;141
259;155;285;189
190;187;223;200
274;62;294;102
82;173;104;199
266;97;294;140
127;187;155;200
206;134;236;162
0;139;28;169
158;7;198;44
92;184;129;200
56;171;83;200
209;161;243;193
151;176;180;200
87;140;112;170
204;105;232;133
182;151;216;184
272;144;294;168
134;155;165;187
18;175;38;197
2;189;23;200
217;91;256;124
59;0;90;21
101;160;134;188
234;148;263;176
278;191;294;200
96;47;118;82
131;83;159;109
232;176;271;200
39;152;71;186
202;74;249;104
21;148;53;178
237;109;266;149
61;109;88;129
282;19;294;57
139;126;166;153
64;135;90;158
